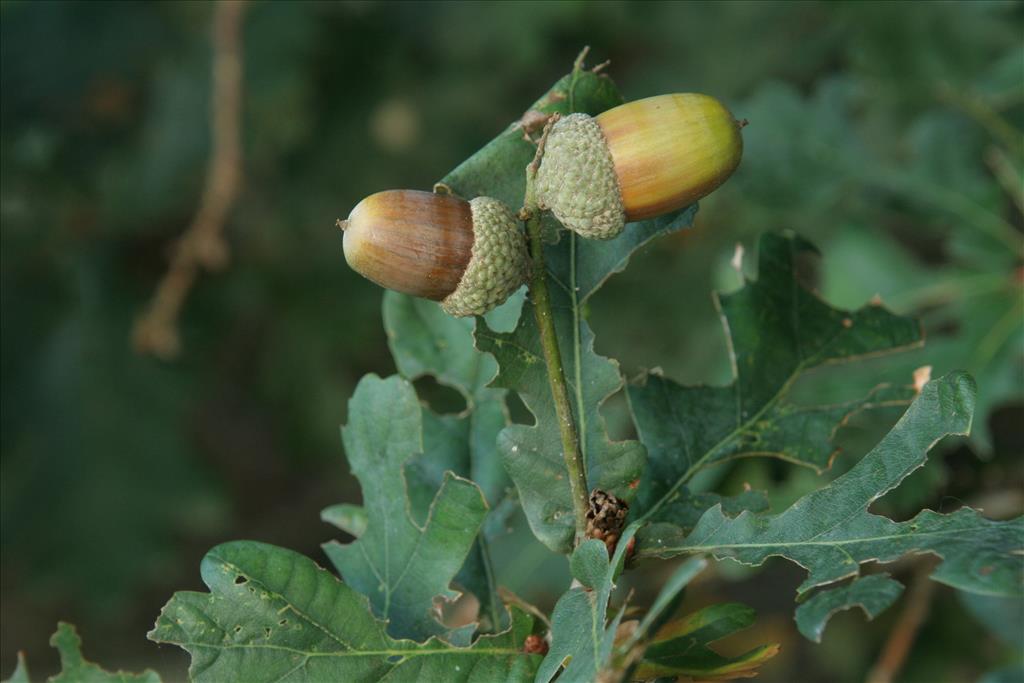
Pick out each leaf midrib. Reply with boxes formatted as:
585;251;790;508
643;524;1008;555
174;641;522;658
636;351;817;524
637;271;895;525
570;233;587;461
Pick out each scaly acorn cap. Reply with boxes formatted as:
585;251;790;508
534;113;626;240
341;189;527;317
535;93;744;240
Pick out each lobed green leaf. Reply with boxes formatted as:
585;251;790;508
640;372;1024;611
322;374;488;641
148;541;540;682
380;290;526;632
627;231;923;525
3;623;161;683
794;574;905;642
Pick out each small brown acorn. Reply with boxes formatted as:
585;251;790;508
536;93;744;239
340;190;528;317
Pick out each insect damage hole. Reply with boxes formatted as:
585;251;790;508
412;376;467;415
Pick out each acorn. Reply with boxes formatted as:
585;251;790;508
340;190;528;317
535;93;744;240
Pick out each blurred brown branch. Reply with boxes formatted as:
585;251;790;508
132;0;248;360
866;564;936;683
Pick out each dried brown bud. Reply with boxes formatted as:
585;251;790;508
523;633;549;655
586;489;629;555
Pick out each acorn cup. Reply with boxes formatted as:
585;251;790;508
340;190;528;317
535;93;744;240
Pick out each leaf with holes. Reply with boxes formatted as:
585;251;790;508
639;372;1024;624
321;374;488;641
627;232;922;527
795;574;905;642
148;541;541;682
380;289;524;631
381;290;522;521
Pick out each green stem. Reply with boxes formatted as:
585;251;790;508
523;116;590;545
986;146;1024;215
525;211;590;544
938;84;1024;159
972;296;1023;369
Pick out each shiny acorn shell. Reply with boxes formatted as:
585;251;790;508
341;190;527;317
343;190;473;301
535;93;743;239
598;93;743;221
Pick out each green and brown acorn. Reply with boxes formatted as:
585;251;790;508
536;93;744;239
340;190;528;317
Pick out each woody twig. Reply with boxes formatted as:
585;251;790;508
132;0;247;359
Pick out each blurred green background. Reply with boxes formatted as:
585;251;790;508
2;1;1021;681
